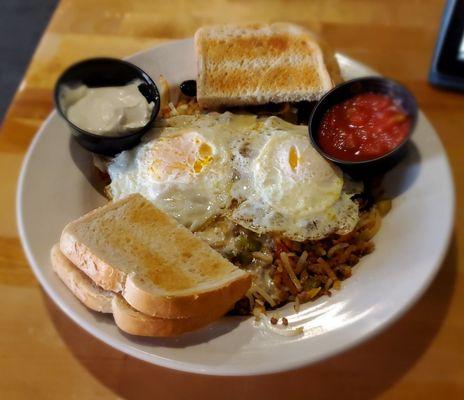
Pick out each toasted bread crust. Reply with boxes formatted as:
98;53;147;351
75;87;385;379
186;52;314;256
51;244;114;313
195;22;339;108
123;272;252;318
111;296;225;337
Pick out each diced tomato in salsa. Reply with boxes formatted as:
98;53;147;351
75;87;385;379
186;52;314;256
318;93;411;161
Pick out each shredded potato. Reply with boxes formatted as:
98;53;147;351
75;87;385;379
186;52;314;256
231;206;382;314
281;252;302;291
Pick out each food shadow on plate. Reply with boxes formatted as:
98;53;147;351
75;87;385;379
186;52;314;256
118;316;248;348
89;310;247;348
69;136;109;197
48;284;248;348
366;141;421;200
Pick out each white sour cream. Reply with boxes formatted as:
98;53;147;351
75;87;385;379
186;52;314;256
62;80;154;136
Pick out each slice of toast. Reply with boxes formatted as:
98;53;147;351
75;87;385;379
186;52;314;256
59;194;251;318
51;244;228;337
195;22;341;108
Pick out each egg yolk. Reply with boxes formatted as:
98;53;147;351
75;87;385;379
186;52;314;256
288;145;299;171
149;132;214;181
194;143;213;173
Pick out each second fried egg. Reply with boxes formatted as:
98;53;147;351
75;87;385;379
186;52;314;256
230;117;359;241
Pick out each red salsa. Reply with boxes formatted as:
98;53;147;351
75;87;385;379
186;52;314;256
318;92;411;161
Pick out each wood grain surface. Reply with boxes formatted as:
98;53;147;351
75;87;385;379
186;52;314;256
1;0;463;398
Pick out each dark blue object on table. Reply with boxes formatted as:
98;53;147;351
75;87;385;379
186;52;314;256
429;0;464;91
0;0;58;122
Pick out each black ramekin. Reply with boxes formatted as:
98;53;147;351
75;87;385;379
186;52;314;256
308;77;418;177
54;58;160;156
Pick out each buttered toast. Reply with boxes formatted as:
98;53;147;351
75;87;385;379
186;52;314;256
195;22;341;108
59;194;251;318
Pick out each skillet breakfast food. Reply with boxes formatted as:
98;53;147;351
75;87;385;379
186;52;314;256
107;113;384;315
52;22;407;337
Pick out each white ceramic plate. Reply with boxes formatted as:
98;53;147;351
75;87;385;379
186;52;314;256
17;39;455;376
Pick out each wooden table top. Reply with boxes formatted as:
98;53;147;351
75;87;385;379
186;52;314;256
1;0;463;398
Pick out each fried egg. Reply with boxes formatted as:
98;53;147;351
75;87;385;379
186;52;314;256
229;117;359;241
108;113;360;240
108;115;235;230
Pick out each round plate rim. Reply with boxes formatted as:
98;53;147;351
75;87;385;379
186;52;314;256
16;38;456;376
